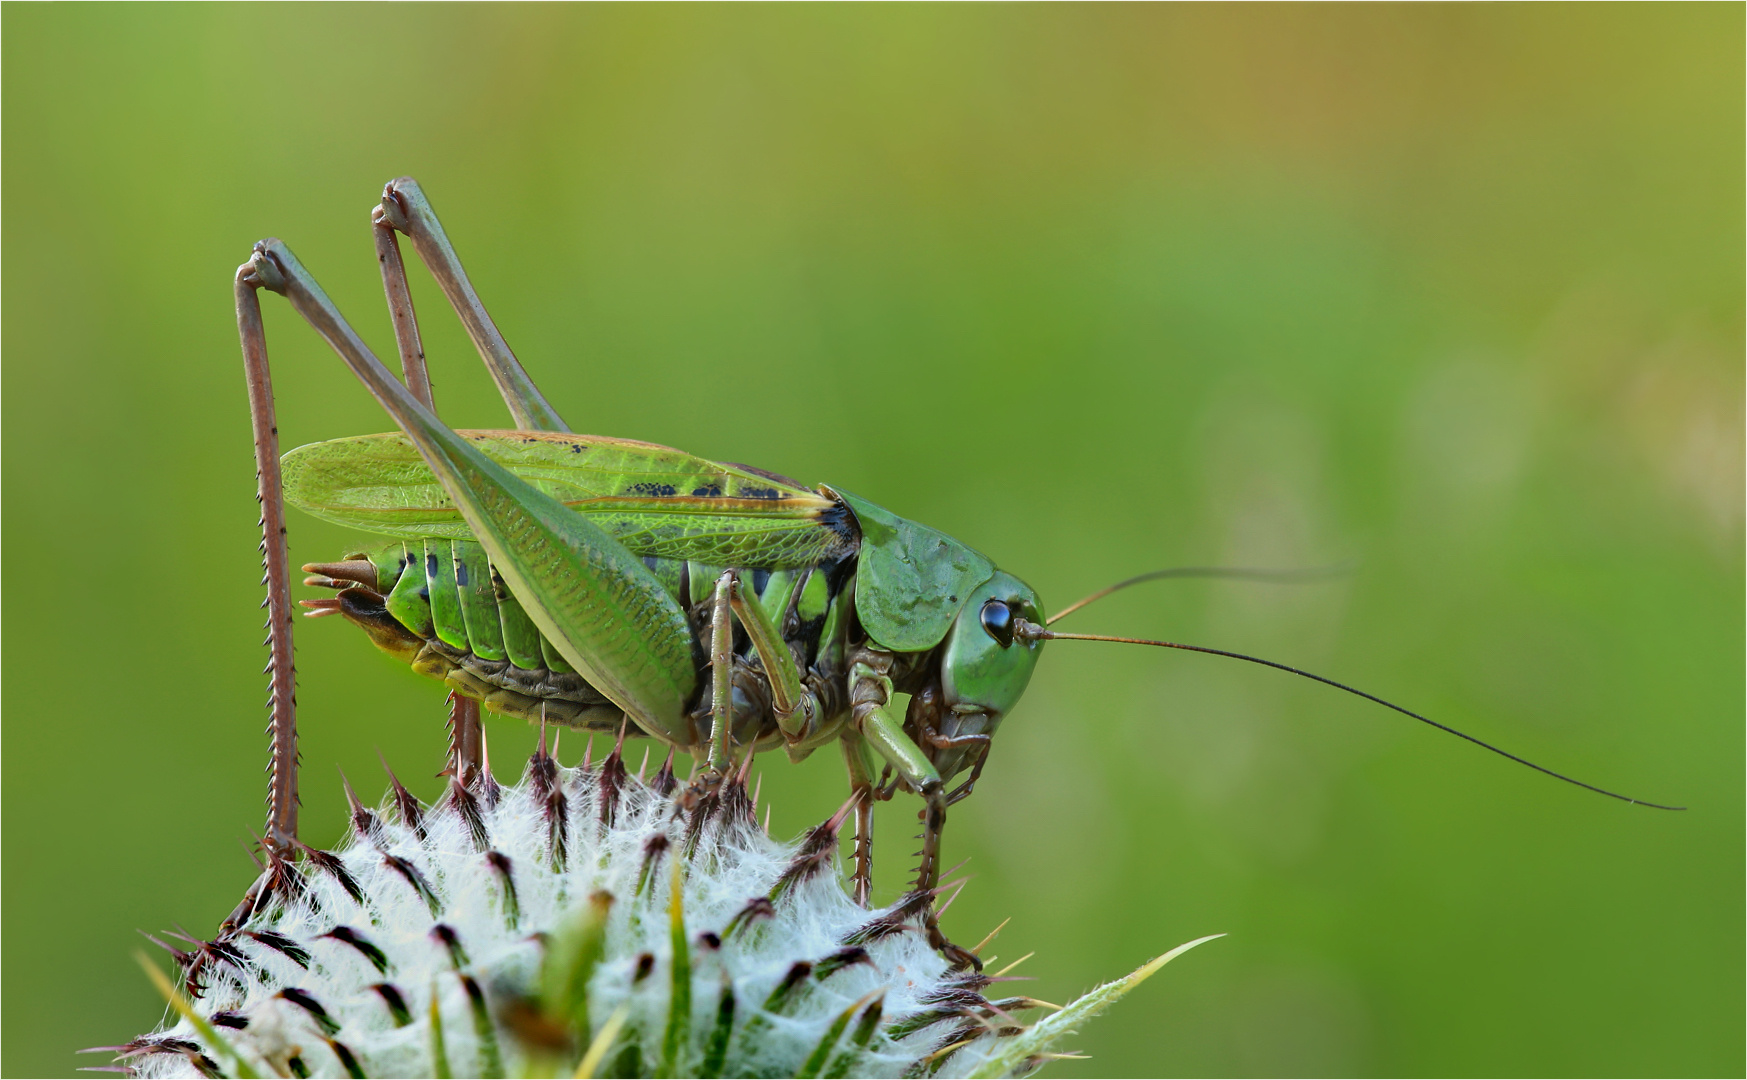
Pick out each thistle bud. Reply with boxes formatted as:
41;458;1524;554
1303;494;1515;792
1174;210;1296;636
113;740;1216;1078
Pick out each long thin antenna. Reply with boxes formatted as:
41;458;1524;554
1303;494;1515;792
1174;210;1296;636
1049;562;1354;625
1018;622;1682;810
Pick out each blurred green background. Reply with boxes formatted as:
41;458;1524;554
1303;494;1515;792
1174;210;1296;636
4;5;1741;1076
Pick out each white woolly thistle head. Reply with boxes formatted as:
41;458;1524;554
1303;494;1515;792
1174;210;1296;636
107;739;1217;1079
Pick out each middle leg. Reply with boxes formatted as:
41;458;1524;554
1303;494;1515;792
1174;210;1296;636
696;568;832;788
706;569;736;780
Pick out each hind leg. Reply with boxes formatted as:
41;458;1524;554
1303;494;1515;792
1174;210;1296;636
234;268;299;858
238;239;700;751
375;177;569;432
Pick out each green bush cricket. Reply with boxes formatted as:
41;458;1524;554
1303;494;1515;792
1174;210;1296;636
234;178;1681;972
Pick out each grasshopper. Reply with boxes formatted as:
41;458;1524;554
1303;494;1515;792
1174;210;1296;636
233;178;1679;971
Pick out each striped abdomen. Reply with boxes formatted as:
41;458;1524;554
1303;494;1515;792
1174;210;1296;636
304;538;857;735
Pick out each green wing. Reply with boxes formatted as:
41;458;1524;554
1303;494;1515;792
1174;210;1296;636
283;431;857;570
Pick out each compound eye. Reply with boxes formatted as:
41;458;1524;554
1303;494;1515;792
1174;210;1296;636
980;599;1015;648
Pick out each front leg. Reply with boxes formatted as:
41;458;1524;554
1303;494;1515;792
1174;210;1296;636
926;732;992;807
850;664;981;971
840;729;880;907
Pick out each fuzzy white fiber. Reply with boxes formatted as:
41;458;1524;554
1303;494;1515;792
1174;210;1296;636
119;745;1157;1080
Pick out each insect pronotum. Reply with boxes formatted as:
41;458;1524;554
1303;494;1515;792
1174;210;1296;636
232;177;1681;971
